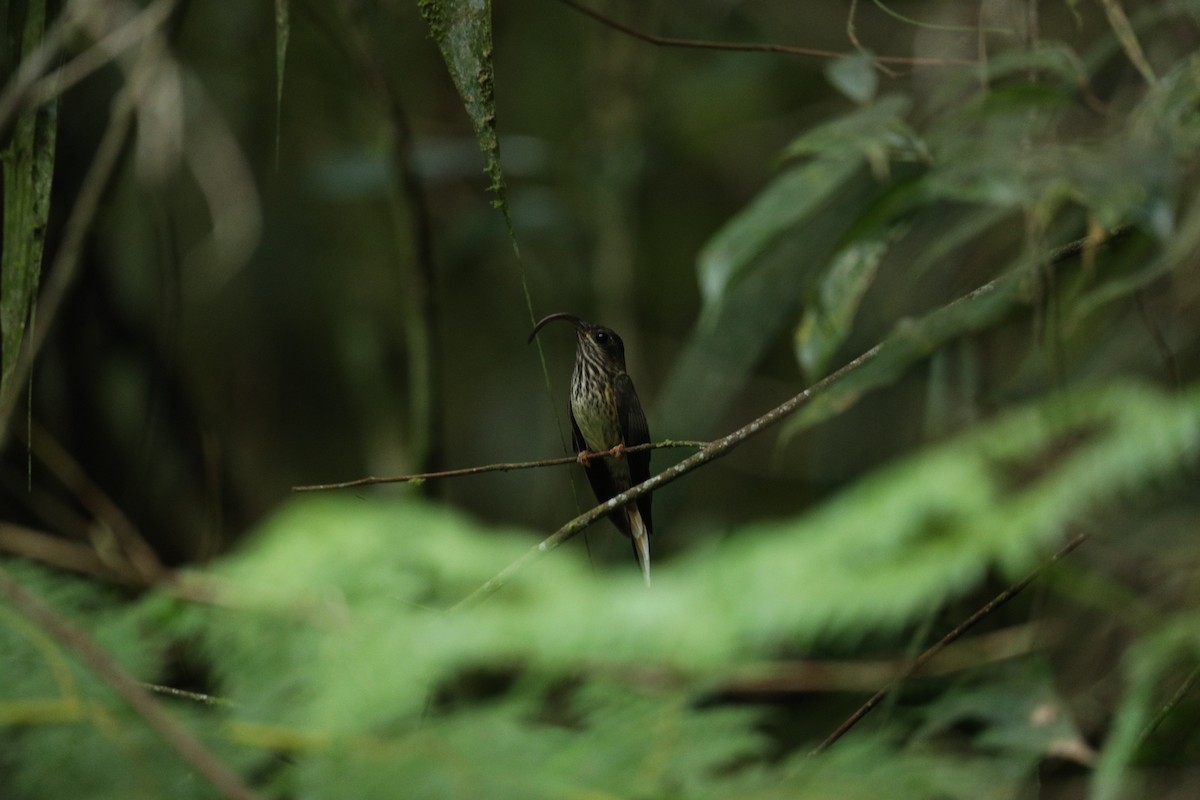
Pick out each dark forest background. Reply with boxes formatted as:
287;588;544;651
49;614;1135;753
2;1;1200;797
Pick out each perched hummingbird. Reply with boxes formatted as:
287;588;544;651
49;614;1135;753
529;313;653;585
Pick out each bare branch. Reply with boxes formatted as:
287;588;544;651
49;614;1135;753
553;0;977;67
447;339;885;612
291;440;710;492
0;563;260;800
448;225;1123;611
1136;661;1200;751
809;532;1089;756
20;421;166;583
141;682;234;707
0;522;134;582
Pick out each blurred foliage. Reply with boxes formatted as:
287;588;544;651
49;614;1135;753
3;0;1200;797
1;0;55;404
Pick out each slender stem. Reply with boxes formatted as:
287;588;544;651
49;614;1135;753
1135;661;1200;750
21;421;165;582
448;342;884;612
448;227;1114;611
0;521;132;581
141;682;234;707
552;0;977;67
290;440;711;492
809;532;1089;756
0;563;260;800
337;4;444;479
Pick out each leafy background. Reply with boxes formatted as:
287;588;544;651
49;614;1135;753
2;0;1200;797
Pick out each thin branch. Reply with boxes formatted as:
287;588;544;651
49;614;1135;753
142;682;234;707
0;522;355;630
290;440;710;492
846;0;899;79
21;421;166;583
552;0;977;67
720;623;1048;695
809;531;1089;756
0;522;135;582
448;340;886;612
450;262;1047;612
24;0;176;111
449;227;1120;611
337;3;444;480
0;563;260;800
0;3;73;133
1134;291;1181;389
1135;661;1200;751
870;0;1013;35
1096;0;1157;86
846;0;863;52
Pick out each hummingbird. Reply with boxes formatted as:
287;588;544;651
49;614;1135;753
529;313;653;585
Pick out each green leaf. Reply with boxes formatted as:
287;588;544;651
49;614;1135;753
1097;0;1157;86
660;97;924;443
915;660;1094;768
7;381;1198;797
781;94;923;171
1093;622;1200;800
826;51;878;105
0;563;232;800
418;0;505;203
771;737;1011;799
203;385;1200;682
698;156;864;305
782;261;1029;442
658;165;883;440
794;226;898;380
1;0;56;400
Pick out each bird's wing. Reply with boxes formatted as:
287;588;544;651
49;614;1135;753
614;373;653;536
571;405;630;537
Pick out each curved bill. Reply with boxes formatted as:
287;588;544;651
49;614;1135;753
527;312;588;343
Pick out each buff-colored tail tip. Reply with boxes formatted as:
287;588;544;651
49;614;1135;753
635;536;651;587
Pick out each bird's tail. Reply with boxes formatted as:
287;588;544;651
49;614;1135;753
629;505;651;587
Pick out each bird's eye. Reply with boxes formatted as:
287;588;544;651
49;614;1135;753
593;331;608;344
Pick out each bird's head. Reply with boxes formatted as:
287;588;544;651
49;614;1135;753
528;313;627;372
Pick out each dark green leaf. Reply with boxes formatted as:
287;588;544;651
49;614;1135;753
1;0;56;400
418;0;505;202
826;51;878;105
794;226;898;380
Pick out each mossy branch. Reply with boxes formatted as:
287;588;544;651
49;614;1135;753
448;341;887;611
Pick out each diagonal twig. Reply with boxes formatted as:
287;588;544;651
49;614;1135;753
449;227;1118;611
290;440;710;492
553;0;977;67
21;421;166;583
0;522;133;582
1135;661;1200;751
809;532;1089;756
0;563;260;800
448;340;886;611
449;263;1039;613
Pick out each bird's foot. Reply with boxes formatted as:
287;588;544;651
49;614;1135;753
577;445;627;466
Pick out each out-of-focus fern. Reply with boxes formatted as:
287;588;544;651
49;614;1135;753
3;1;1200;796
5;381;1196;797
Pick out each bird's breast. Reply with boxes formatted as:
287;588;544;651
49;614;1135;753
571;375;624;453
